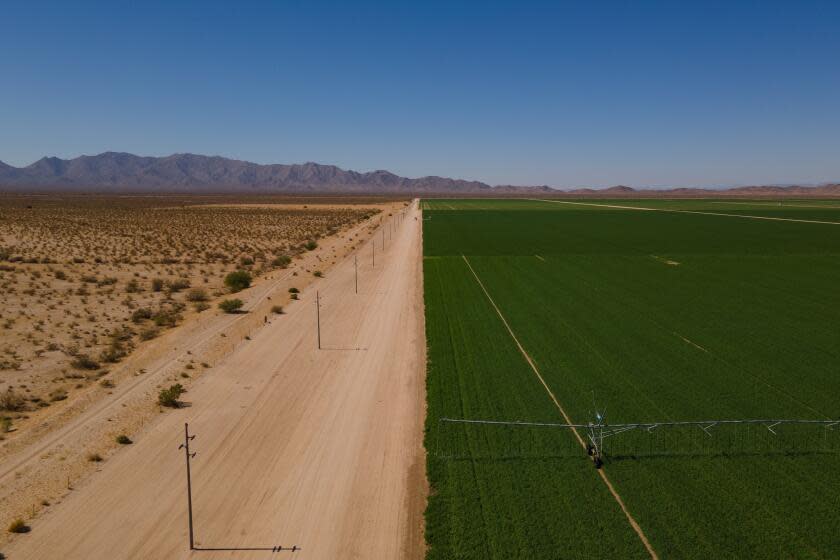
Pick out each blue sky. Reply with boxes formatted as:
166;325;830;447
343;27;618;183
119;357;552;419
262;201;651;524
2;1;839;188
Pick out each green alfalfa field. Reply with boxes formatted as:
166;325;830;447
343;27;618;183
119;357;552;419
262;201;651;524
422;198;840;559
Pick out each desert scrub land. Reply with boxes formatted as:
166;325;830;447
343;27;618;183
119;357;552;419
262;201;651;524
0;195;381;442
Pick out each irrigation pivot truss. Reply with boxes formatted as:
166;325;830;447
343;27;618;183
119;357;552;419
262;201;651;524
437;416;840;467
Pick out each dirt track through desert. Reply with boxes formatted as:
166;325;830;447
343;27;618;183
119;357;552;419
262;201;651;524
6;201;426;559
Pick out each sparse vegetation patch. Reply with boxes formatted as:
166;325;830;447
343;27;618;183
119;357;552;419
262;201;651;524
218;299;244;314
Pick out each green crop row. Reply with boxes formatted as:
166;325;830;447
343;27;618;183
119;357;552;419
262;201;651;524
422;200;840;558
424;256;649;559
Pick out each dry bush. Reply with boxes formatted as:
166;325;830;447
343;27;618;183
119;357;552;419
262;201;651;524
219;299;244;313
0;389;26;412
70;354;100;370
158;384;185;408
224;270;251;293
0;194;384;435
8;518;29;533
185;288;208;302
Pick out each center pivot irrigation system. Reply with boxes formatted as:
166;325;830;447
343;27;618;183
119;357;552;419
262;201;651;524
438;411;840;468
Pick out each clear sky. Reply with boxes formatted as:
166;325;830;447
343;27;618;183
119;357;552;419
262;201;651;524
2;1;839;188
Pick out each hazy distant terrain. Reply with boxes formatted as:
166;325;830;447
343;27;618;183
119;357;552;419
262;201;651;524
0;152;550;194
1;152;838;196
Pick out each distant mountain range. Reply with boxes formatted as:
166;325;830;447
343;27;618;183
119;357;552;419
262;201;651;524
564;184;840;197
0;152;551;194
0;152;838;196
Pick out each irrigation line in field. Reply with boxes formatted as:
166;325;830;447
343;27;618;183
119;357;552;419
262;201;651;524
460;254;660;560
460;256;582;442
530;199;840;226
710;201;840;210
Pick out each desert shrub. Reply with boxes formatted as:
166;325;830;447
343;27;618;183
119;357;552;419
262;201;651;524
193;302;210;312
70;354;100;370
8;519;29;533
131;308;153;323
151;278;164;292
116;434;132;445
158;384;185;408
240;256;254;266
99;379;115;389
271;305;284;314
304;240;318;251
109;325;134;342
100;343;127;364
1;417;12;433
49;388;68;402
186;288;208;302
288;287;299;294
125;279;141;293
0;389;26;412
139;326;160;340
224;270;252;293
87;452;103;462
218;299;244;313
167;278;190;292
313;271;323;278
54;270;67;280
152;309;180;328
272;255;292;268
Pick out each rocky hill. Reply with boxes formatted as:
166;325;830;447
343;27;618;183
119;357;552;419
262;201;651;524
0;152;553;194
1;153;837;196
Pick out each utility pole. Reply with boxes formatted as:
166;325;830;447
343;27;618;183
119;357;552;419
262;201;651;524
179;423;197;550
354;255;358;294
316;291;321;349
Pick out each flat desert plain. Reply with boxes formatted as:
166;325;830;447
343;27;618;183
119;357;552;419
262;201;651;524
1;196;426;559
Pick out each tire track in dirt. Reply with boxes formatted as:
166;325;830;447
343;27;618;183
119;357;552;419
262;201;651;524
6;202;426;560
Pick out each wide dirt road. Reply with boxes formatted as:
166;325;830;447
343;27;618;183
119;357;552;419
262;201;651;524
7;200;426;559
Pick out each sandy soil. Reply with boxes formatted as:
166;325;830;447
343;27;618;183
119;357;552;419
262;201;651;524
0;201;404;531
0;199;385;455
3;200;426;559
